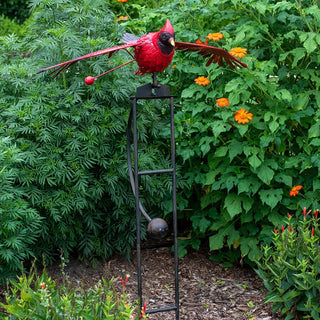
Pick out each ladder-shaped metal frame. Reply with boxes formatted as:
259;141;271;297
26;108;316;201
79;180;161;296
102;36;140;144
127;76;179;319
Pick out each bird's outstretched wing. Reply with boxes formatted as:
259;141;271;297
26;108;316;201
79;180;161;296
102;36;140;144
175;42;247;69
37;42;138;77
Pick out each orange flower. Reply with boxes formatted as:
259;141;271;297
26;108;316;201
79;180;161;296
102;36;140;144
234;108;253;124
289;185;302;197
40;283;45;290
216;98;230;107
229;47;247;59
196;38;208;45
116;15;128;22
207;32;223;41
117;0;127;2
194;76;210;86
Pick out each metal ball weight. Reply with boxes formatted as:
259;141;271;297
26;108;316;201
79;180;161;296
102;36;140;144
147;218;168;239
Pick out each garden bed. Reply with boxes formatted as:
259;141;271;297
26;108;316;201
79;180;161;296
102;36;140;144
16;247;284;320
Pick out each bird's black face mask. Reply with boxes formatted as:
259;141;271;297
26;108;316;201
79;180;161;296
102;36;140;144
158;31;175;55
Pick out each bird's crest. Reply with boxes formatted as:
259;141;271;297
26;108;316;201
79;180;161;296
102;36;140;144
160;19;175;35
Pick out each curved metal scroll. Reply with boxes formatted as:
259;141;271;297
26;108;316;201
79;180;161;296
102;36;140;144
126;106;152;222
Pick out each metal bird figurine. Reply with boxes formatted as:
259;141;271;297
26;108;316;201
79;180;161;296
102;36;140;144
38;19;247;84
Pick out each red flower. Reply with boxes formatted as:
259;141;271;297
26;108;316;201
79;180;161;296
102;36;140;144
281;225;285;232
274;229;278;233
125;274;130;286
303;207;311;219
141;302;147;316
312;228;315;237
314;209;319;219
287;213;291;219
288;226;293;233
120;275;130;288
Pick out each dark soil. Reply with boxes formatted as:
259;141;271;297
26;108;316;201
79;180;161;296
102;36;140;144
0;247;282;320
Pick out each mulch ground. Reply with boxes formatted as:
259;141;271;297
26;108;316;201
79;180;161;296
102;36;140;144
2;246;282;320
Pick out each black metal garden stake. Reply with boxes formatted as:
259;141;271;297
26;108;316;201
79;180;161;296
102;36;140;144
126;73;179;319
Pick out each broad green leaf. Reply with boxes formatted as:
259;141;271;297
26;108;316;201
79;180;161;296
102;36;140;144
313;179;320;191
224;193;242;218
260;136;274;148
257;164;274;185
274;173;292;186
294;93;310;110
200;143;211;156
205;169;220;185
310;138;320;146
238;125;248;136
209;231;225;251
249;154;262;169
290;47;306;67
181;85;199;98
192;102;211;117
259;188;283;209
226;227;240;248
276;89;292;102
225;77;242;93
179;148;194;161
248;243;262;260
269;120;279;133
237;176;261;195
254;2;267;15
191;214;211;234
267;211;283;225
229;141;243;162
214;146;228;157
211;121;231;137
308;122;320;138
239;237;261;260
242;196;254;212
302;33;318;53
197;217;211;233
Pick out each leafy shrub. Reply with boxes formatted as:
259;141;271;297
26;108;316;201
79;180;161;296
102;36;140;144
0;0;176;269
128;0;320;262
0;137;42;283
0;0;30;23
0;15;31;37
256;208;320;320
0;266;147;319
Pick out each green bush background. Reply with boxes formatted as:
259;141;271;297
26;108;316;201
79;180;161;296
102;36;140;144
0;0;30;23
1;0;320;282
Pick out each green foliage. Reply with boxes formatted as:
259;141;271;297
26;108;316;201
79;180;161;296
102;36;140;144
255;208;320;320
2;0;320;284
0;265;147;319
126;0;320;263
0;137;42;283
0;0;30;23
0;15;31;38
0;0;176;273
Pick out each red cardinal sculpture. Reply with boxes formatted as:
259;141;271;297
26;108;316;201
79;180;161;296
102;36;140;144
38;19;247;85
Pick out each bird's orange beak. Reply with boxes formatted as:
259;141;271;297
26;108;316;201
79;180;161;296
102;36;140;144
169;37;175;47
